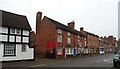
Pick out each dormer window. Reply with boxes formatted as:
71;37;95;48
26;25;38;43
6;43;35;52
58;29;62;34
68;32;70;36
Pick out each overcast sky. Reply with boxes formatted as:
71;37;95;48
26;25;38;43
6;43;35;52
0;0;119;39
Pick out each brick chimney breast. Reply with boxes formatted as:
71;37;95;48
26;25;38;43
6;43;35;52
36;12;42;34
68;21;75;29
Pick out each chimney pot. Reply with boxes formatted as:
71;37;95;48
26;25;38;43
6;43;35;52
80;27;84;31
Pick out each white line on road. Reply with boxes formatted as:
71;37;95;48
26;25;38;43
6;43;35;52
30;64;48;67
104;59;107;61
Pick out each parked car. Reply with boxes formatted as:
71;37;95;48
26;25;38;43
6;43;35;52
113;49;120;67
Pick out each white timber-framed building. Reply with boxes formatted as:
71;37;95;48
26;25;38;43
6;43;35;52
0;10;34;61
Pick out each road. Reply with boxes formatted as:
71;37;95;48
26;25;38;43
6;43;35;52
2;53;119;68
42;53;114;67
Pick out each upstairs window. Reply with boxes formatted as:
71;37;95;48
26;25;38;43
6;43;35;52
58;29;62;34
16;29;21;35
68;37;71;44
57;35;62;42
84;38;86;41
10;28;21;35
68;32;70;36
78;35;80;38
10;28;15;34
78;39;80;47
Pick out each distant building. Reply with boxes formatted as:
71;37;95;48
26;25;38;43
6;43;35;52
0;10;34;61
80;27;99;54
107;36;117;53
99;36;117;54
99;37;105;54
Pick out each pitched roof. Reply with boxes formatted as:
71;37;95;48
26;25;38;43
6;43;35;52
45;16;86;37
0;10;31;30
84;31;99;37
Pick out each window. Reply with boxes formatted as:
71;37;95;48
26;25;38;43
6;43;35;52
66;48;73;55
70;48;73;53
78;35;80;38
57;35;62;42
78;39;80;47
68;32;70;36
16;29;21;35
4;43;15;56
66;48;69;54
58;29;62;34
78;48;81;53
57;47;62;55
23;37;29;43
84;38;87;46
10;28;15;34
23;30;29;36
22;44;27;52
68;37;71;44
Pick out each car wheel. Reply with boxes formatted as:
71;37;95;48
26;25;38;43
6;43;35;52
113;61;117;67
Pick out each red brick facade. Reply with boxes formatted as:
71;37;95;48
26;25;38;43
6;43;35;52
35;12;117;58
80;27;99;54
35;12;85;58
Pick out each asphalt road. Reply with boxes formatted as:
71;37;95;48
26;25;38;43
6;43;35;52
2;53;119;69
42;53;114;67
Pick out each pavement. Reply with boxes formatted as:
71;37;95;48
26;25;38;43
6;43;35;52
2;53;109;67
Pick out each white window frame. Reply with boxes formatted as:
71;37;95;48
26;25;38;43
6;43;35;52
84;38;86;41
78;39;80;47
84;38;87;46
66;48;69;54
78;35;80;38
68;37;71;44
22;37;29;43
66;48;73;55
70;48;73;54
23;30;29;36
16;29;21;35
57;47;62;55
10;28;15;34
57;35;62;42
68;32;70;36
58;29;62;34
78;48;81;53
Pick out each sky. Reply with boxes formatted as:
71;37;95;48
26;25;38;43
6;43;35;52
0;0;119;40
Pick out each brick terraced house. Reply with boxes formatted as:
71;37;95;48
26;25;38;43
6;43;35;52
80;27;99;54
99;36;117;54
35;12;86;58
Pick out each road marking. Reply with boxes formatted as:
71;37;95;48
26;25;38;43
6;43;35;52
30;64;48;67
107;59;110;61
104;59;107;61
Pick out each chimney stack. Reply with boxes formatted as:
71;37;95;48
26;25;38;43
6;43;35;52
80;27;84;31
36;12;42;34
68;21;75;29
104;36;106;39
